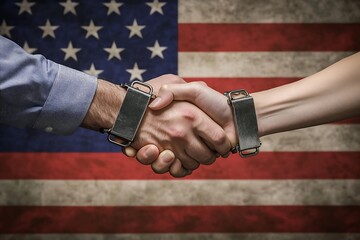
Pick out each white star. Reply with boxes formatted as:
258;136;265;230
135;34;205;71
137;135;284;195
39;20;59;38
126;63;146;81
104;42;124;60
61;42;81;61
103;0;123;15
147;40;167;59
0;20;14;37
59;0;78;15
23;42;37;54
126;19;145;38
82;20;103;39
15;0;35;15
84;63;103;77
146;0;166;15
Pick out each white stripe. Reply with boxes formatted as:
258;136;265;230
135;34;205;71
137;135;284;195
1;180;359;206
261;124;360;151
1;234;359;240
179;0;360;23
178;52;353;78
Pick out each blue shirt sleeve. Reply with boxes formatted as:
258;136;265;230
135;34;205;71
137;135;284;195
0;36;97;135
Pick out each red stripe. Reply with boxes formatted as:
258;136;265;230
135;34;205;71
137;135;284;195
0;206;359;233
186;77;299;93
186;77;360;124
179;23;360;52
0;152;359;180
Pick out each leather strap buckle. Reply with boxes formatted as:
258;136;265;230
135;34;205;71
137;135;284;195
225;89;261;157
104;81;154;147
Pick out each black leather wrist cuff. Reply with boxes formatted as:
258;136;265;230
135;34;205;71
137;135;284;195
103;81;154;147
225;89;261;157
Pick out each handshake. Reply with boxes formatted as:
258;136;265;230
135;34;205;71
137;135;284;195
82;74;262;178
82;52;360;178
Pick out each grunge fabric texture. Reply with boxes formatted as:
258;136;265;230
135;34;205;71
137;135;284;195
0;0;360;239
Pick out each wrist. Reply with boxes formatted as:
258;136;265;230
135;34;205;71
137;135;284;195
252;87;298;137
251;92;265;137
81;79;126;131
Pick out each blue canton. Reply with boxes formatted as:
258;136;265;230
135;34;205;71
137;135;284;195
0;0;178;152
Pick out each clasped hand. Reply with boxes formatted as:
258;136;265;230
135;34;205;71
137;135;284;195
124;74;238;177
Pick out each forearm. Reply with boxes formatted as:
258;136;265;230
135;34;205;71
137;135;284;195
253;52;360;137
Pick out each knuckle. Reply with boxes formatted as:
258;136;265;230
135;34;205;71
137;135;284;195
183;161;200;171
187;82;198;91
168;126;187;139
163;74;184;84
211;129;227;146
191;81;205;88
198;81;207;86
195;150;215;165
201;153;216;165
160;84;169;91
181;108;197;122
203;155;216;165
187;82;203;99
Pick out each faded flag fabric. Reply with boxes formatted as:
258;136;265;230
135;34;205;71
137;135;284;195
0;0;360;239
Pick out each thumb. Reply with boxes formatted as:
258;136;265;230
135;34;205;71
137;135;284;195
149;84;175;110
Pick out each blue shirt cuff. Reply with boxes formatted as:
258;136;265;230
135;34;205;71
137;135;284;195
33;64;97;135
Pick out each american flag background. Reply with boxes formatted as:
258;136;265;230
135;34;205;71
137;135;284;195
1;0;360;239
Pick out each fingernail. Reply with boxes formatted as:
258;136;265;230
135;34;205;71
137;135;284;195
149;97;162;108
144;146;155;158
161;151;174;163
